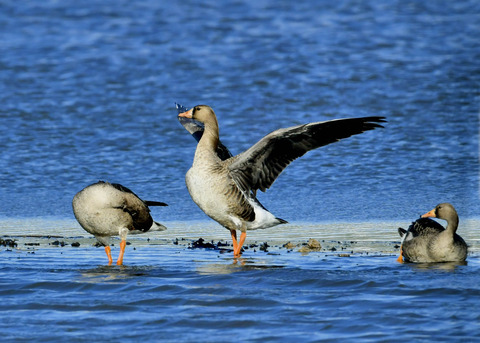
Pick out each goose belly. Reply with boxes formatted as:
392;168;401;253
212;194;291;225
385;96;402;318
185;167;282;231
185;168;232;224
73;186;132;236
75;207;129;237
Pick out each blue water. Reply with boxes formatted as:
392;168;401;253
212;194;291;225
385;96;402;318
2;241;480;342
1;0;479;341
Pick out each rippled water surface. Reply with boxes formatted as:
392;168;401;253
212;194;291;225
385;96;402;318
1;0;479;341
2;220;480;342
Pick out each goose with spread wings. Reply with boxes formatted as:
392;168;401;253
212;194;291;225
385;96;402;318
178;104;385;257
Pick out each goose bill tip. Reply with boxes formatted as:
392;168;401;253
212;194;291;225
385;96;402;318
178;109;193;118
421;209;436;218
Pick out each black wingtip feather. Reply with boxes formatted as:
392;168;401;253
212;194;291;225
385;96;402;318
361;116;387;129
145;201;168;207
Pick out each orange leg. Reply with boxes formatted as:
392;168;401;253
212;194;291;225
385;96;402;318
396;247;404;263
116;240;127;265
230;230;239;252
104;245;113;265
234;231;247;257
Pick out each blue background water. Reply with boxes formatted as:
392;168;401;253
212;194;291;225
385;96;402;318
0;0;478;222
1;1;480;342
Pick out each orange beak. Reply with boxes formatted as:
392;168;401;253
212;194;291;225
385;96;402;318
178;108;193;118
421;209;436;218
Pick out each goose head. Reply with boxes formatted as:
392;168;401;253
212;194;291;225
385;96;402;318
421;203;458;225
178;105;217;126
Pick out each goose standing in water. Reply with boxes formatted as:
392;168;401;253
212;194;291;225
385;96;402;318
72;181;167;265
178;104;385;257
397;203;467;263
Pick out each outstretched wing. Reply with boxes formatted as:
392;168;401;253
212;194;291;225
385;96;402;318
227;117;385;193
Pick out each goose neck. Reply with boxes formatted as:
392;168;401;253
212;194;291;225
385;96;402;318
445;214;459;233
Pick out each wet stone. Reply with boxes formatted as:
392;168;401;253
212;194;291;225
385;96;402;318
259;242;269;252
298;239;322;253
307;239;321;249
189;238;217;250
0;238;17;248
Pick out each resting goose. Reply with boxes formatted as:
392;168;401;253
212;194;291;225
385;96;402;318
397;203;467;263
178;104;385;257
72;181;167;265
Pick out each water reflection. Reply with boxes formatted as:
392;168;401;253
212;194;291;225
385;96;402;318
196;257;286;275
79;265;156;283
404;261;468;272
